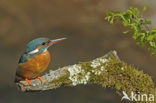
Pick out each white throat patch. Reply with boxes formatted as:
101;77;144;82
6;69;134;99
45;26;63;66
28;49;39;54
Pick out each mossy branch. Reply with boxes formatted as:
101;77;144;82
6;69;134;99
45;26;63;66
16;51;155;102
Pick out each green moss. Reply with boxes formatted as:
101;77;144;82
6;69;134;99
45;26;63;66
80;55;155;102
49;54;155;103
50;74;71;86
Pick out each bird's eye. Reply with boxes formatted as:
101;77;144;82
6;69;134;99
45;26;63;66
42;42;46;45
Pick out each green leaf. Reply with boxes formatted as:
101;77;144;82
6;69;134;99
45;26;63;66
149;41;156;47
106;11;113;16
151;52;156;56
123;21;129;26
142;6;147;12
132;32;139;40
145;19;151;24
147;33;156;41
123;30;129;34
148;41;156;51
151;29;156;33
110;18;114;24
133;8;139;15
105;16;111;21
127;10;133;14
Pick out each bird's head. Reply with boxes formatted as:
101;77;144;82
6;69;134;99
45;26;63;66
25;37;66;55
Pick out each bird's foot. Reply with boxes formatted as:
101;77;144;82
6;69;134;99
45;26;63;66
25;78;31;85
37;76;43;83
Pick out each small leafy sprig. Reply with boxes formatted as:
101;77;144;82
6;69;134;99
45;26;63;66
105;6;156;56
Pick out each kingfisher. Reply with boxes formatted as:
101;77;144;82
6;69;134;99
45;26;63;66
15;37;66;85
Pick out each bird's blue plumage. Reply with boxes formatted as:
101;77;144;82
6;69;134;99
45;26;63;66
19;37;50;63
19;54;31;63
25;37;49;53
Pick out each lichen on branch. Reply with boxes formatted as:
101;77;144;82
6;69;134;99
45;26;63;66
16;50;155;103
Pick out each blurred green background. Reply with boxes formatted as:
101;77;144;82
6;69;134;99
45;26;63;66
0;0;156;103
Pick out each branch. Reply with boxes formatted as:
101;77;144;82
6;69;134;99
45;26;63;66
16;50;156;102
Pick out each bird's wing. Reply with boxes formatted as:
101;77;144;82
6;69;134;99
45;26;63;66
18;54;31;63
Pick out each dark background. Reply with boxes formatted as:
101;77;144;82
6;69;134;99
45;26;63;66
0;0;156;103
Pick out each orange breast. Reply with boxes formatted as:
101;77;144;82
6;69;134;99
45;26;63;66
17;50;51;79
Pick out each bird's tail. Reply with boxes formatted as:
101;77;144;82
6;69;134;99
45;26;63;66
14;74;23;83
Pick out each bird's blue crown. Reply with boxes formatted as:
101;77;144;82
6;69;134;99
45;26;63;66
25;37;50;53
